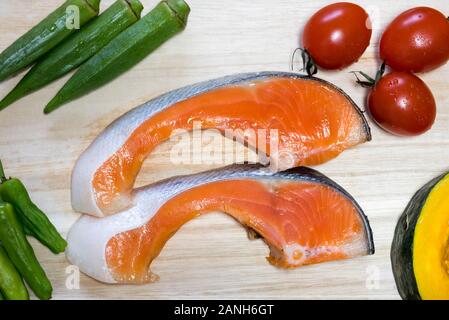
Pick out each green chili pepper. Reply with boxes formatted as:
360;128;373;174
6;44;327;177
0;245;29;300
0;0;143;111
0;160;67;254
44;0;190;114
0;201;52;300
0;0;100;83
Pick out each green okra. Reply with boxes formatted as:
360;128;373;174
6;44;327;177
0;0;143;111
0;245;29;300
44;0;190;114
0;160;67;254
0;201;52;300
0;0;100;83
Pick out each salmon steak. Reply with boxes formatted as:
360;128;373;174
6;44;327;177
71;72;371;217
67;165;374;284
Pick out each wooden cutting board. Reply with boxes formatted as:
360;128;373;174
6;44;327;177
0;0;448;300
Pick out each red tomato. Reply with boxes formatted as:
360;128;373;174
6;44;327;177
380;7;449;73
302;2;372;70
368;72;436;136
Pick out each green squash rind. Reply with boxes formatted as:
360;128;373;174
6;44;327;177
391;172;448;300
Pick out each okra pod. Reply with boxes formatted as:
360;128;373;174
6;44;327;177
0;245;29;300
0;0;100;82
0;201;52;300
0;160;67;254
44;0;190;114
0;0;143;111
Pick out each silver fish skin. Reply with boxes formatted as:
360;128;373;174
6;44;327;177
71;71;370;218
67;164;374;283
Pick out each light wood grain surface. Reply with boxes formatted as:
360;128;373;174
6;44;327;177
0;0;448;300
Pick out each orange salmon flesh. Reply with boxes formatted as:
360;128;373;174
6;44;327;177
106;179;368;283
93;78;369;215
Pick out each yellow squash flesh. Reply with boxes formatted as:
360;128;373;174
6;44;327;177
413;173;449;299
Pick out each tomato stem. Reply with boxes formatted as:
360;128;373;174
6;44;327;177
291;48;318;77
375;62;386;82
350;71;375;87
351;62;386;88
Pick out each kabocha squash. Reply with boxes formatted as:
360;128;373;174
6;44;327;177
391;172;449;300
